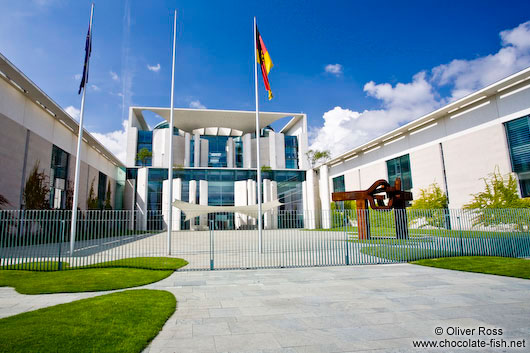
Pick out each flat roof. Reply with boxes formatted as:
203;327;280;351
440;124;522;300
132;106;303;135
325;65;530;167
0;53;124;167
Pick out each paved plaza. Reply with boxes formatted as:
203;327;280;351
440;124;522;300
1;263;529;352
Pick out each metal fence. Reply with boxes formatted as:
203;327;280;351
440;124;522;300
0;208;529;271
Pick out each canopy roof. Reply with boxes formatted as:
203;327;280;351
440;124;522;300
132;106;303;134
172;199;283;221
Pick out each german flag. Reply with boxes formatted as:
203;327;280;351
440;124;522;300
256;25;273;100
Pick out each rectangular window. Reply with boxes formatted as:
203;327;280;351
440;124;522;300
284;135;299;169
189;139;195;167
505;115;530;174
136;130;153;166
333;175;345;193
203;135;229;167
386;154;412;191
97;172;107;209
50;145;69;209
234;136;243;168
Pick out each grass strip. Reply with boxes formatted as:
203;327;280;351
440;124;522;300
0;289;175;353
412;256;530;279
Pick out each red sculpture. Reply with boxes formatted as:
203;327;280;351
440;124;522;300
332;178;413;240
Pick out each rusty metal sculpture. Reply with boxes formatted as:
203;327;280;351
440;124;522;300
332;178;413;240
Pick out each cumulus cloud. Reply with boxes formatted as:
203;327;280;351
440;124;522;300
310;20;530;158
92;120;128;164
110;71;119;81
64;105;80;120
189;100;206;109
147;63;161;72
324;63;343;76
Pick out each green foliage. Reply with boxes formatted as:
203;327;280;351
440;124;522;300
464;168;530;230
104;181;112;210
0;290;176;353
136;148;152;166
261;165;272;172
306;149;331;168
409;183;449;229
86;179;99;210
464;168;530;209
23;161;50;210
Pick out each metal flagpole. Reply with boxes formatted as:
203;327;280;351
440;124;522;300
253;17;263;253
70;3;94;255
167;10;177;255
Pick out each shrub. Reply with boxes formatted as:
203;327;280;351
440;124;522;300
409;183;449;229
23;161;50;210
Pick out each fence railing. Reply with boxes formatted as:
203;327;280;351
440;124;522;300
0;208;529;271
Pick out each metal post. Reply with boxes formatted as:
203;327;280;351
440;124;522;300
253;17;263;253
167;10;177;255
58;220;65;271
70;3;94;255
209;220;214;270
457;216;464;256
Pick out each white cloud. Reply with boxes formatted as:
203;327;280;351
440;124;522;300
189;100;206;109
74;73;82;80
64;105;80;121
110;71;119;81
92;120;128;164
147;63;161;72
90;84;100;91
324;64;343;76
310;20;530;158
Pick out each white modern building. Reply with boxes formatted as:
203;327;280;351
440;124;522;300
124;107;316;230
0;53;124;210
316;67;530;218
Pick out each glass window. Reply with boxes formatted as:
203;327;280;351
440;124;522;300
189;139;195;167
50;145;69;209
97;172;107;209
333;175;345;193
136;130;153;166
505;115;530;174
284;135;299;169
386;154;412;191
234;136;243;168
202;135;229;167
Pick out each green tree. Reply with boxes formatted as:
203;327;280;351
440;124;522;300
136;148;152;166
261;165;272;172
409;183;449;228
306;149;331;169
104;181;112;210
23;161;50;210
86;179;99;210
464;168;530;229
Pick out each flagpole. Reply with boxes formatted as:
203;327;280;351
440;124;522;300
167;10;177;255
70;3;94;255
253;17;263;253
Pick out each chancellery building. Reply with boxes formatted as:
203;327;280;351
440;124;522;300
1;51;529;230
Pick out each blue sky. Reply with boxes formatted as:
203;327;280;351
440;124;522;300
1;1;530;162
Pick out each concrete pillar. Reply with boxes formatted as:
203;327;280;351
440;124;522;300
124;178;136;229
162;178;182;230
304;170;316;229
200;139;209;167
184;132;191;167
276;133;286;169
234;180;248;229
136;167;149;230
263;179;272;229
298;132;309;170
193;133;200;167
243;133;251;168
247;179;256;226
319;165;331;229
268;132;277;169
189;179;197;229
199;180;208;228
270;181;278;229
226;137;234;168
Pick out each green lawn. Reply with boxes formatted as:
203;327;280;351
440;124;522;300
412;256;530;279
0;257;188;294
0;289;175;353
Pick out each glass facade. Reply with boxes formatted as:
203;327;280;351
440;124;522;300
505;115;530;197
202;135;229;167
50;145;69;209
97;172;107;209
189;139;195;167
386;154;412;191
136;130;153;167
234;136;243;168
284;136;299;169
332;175;345;193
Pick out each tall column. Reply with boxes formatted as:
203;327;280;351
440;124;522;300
234;180;248;229
193;133;200;167
270;181;278;229
226;137;234;168
263;179;272;229
199;180;208;228
304;170;316;229
189;179;197;229
184;132;191;167
162;178;182;230
268;132;277;169
247;179;256;226
319;165;331;229
243;133;251;168
200;139;209;167
136;167;149;230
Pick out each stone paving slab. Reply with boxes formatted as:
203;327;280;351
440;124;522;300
143;264;530;353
